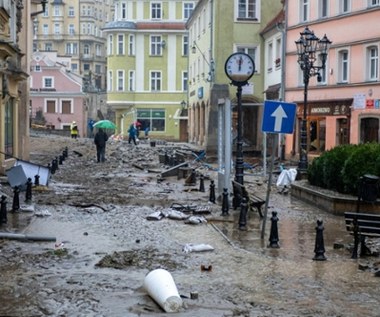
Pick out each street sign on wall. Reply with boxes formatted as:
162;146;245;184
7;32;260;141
262;100;296;134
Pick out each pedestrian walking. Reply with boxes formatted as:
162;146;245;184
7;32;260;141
94;128;109;162
128;123;137;145
70;121;78;139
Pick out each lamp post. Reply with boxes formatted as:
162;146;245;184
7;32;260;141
295;27;331;173
225;53;255;185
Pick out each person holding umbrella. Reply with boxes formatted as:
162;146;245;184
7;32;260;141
94;128;109;163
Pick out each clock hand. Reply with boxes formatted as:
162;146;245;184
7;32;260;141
238;56;243;71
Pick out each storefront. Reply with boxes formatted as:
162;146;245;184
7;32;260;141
289;99;352;158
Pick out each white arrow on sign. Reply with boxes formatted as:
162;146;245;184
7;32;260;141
271;105;288;132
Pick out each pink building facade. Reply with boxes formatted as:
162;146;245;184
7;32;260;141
30;52;87;137
284;1;380;160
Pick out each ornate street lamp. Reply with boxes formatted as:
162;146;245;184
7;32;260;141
295;27;331;173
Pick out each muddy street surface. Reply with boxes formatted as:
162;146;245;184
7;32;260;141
0;133;379;317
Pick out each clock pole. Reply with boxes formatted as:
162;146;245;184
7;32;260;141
235;84;244;185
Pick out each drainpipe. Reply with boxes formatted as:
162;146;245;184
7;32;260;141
31;0;48;17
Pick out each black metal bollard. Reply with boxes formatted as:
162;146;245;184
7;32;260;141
61;150;66;161
268;211;280;248
221;188;229;216
199;175;205;192
351;217;359;259
55;157;59;170
25;178;33;202
164;152;170;165
238;197;248;230
59;155;64;165
12;186;20;212
0;195;7;224
209;180;216;203
63;147;68;158
313;219;327;261
50;159;57;174
34;174;40;186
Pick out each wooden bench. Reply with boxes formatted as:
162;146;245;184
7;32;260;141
344;212;380;258
232;180;265;218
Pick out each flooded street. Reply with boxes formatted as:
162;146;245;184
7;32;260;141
0;133;379;316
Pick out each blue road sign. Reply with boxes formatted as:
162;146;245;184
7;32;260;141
262;100;296;134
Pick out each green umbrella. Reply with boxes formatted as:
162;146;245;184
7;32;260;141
93;120;116;130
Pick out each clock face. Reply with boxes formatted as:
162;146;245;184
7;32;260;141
225;52;255;83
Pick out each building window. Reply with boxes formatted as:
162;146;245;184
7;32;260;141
54;23;60;34
108;35;113;55
150;71;162;91
43;24;48;35
83;64;90;71
117;70;124;91
68;6;75;17
61;100;72;114
338;50;349;83
340;0;350;13
71;63;78;72
35;65;41;72
319;0;328;18
137;109;165;132
182;71;188;91
129;70;135;91
367;46;379;81
150;36;163;56
43;77;54;88
183;35;189;56
300;0;309;22
184;2;194;19
369;0;380;7
117;34;124;55
360;117;379;143
317;53;327;84
237;0;257;20
66;43;78;55
121;2;127;19
151;2;162;19
108;70;113;91
45;43;53;51
68;24;75;35
95;44;102;56
129;35;135;55
53;5;61;17
267;42;273;71
46;100;56;113
83;44;90;55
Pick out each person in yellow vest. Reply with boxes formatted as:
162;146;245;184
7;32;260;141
70;121;78;139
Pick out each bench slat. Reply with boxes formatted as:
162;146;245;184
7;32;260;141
345;219;380;227
344;212;380;221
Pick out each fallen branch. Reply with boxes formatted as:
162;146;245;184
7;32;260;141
0;232;56;242
69;203;111;212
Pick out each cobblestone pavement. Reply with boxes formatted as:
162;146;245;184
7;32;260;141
0;133;379;316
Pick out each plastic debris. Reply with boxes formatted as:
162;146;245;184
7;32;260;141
184;216;207;224
34;209;52;217
182;243;214;253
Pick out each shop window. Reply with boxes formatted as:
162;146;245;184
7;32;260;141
308;118;326;153
137;109;165;132
360;117;379;143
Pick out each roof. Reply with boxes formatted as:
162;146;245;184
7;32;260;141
260;9;285;35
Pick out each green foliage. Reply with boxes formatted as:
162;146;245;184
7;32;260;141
308;143;380;196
